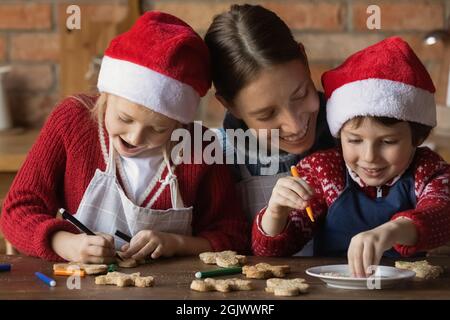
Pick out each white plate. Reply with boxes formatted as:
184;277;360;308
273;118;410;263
305;264;416;290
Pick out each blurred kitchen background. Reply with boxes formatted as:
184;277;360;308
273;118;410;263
1;0;450;128
1;0;450;253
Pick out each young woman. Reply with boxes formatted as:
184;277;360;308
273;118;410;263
205;4;334;255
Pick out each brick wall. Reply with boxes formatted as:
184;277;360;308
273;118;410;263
0;0;449;128
0;2;58;127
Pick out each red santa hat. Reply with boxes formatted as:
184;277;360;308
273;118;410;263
322;36;436;137
97;11;211;124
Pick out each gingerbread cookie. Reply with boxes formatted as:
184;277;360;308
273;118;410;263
265;278;309;296
190;278;252;293
242;263;290;279
95;272;154;287
53;262;108;275
116;252;148;268
199;251;247;268
395;260;443;279
117;257;138;268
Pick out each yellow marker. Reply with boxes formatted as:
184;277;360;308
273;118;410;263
290;166;315;222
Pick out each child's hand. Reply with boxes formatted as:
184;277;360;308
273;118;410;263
347;217;417;277
120;230;181;260
74;232;116;263
347;224;395;277
52;231;116;263
262;176;314;236
267;176;314;218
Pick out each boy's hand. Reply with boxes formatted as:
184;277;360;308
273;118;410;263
120;230;181;260
267;176;314;218
262;176;314;236
347;217;417;277
347;224;395;277
52;231;116;264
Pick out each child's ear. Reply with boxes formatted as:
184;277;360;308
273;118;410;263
215;93;242;119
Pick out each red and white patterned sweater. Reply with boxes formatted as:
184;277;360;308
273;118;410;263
0;95;249;261
252;147;450;257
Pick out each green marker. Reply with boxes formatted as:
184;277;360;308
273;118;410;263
195;266;242;279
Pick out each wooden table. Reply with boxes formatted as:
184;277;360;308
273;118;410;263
0;129;39;173
0;129;39;199
1;255;449;300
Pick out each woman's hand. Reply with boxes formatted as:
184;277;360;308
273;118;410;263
261;176;314;236
52;231;116;263
120;230;182;260
347;217;418;277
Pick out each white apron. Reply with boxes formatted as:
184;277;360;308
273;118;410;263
237;164;314;256
74;131;193;250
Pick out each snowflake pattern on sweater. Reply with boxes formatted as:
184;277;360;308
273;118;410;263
252;147;450;257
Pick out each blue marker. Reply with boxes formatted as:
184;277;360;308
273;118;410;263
0;264;11;272
35;272;56;287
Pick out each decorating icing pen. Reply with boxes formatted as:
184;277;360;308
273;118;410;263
59;208;123;261
115;230;132;243
195;266;243;279
290;166;315;222
53;269;86;277
35;272;56;287
59;208;96;235
0;264;11;272
114;230;151;264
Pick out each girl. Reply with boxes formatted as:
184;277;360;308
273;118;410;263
0;11;248;263
253;37;450;277
204;5;334;255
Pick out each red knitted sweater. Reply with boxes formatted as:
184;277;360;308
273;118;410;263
252;147;450;257
0;96;249;261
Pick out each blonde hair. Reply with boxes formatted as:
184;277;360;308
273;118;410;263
90;93;107;123
69;92;107;123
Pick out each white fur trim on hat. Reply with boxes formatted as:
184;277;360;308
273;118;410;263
97;55;200;124
326;78;436;137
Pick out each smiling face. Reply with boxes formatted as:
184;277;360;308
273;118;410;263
227;59;319;154
340;117;416;187
104;94;179;157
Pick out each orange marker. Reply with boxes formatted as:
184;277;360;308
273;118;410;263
290;166;315;222
53;269;85;277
